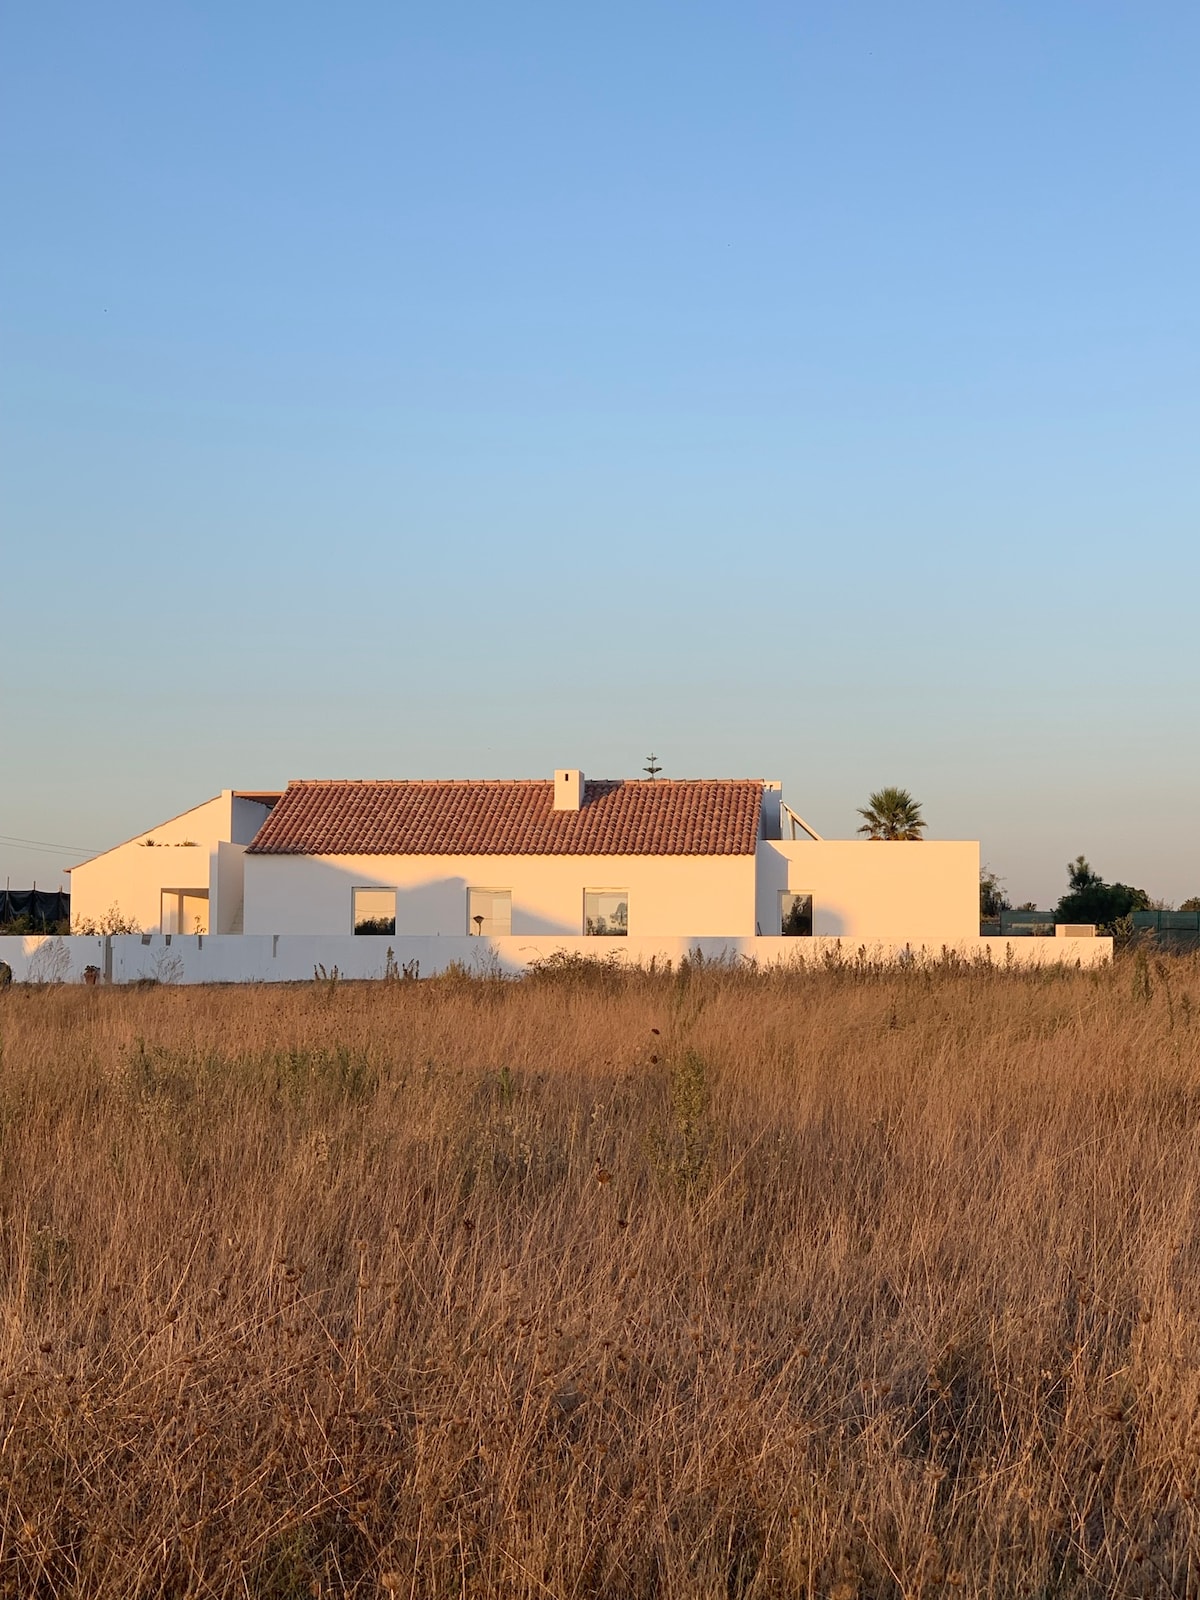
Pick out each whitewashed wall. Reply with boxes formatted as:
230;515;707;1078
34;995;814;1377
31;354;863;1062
756;840;980;942
213;842;249;934
242;852;760;937
0;931;1112;985
244;843;981;943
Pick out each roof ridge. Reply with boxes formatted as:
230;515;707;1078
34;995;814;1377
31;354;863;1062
281;777;761;790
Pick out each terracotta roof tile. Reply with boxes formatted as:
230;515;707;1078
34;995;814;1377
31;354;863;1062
247;779;763;857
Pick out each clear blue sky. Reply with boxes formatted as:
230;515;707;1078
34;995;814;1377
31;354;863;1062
3;2;1198;908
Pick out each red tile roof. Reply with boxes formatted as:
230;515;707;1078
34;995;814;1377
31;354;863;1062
247;779;764;857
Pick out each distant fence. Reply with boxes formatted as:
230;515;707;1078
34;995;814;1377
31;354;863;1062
986;910;1200;949
998;910;1059;936
1131;911;1200;951
0;888;70;932
0;932;1112;986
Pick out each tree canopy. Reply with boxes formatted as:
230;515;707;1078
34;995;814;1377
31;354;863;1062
1053;856;1150;930
856;787;926;841
980;868;1010;919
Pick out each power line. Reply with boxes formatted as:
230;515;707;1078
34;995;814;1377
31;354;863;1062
0;834;99;856
0;842;87;860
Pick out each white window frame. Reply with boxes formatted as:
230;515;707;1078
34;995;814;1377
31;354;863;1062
466;887;512;936
583;888;629;938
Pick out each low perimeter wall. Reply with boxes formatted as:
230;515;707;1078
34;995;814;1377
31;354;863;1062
0;932;1112;984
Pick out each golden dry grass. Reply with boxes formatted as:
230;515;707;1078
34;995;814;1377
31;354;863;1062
1;954;1199;1597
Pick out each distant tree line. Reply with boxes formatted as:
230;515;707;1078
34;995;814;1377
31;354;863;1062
981;857;1200;932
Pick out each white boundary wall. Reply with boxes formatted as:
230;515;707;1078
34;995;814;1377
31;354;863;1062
0;932;1112;984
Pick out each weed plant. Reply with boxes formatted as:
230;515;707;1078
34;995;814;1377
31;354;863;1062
0;957;1199;1596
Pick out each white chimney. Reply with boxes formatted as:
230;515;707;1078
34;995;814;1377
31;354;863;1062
554;768;584;810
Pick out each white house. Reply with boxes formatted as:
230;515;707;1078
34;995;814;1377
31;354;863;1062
239;769;979;944
68;770;980;944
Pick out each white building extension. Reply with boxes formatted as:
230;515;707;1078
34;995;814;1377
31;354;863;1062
68;790;279;935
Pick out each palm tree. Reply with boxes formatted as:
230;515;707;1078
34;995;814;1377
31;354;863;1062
856;787;926;841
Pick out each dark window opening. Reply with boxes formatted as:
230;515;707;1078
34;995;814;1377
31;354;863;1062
780;892;813;937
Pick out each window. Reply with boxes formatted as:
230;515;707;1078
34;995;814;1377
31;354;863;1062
780;892;813;937
161;890;209;935
584;889;628;937
352;888;396;935
467;888;511;936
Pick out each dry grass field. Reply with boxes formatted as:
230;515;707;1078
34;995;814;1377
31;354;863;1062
1;953;1199;1598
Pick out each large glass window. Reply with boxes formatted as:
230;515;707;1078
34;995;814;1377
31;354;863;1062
780;892;813;937
584;889;629;937
352;888;396;935
467;888;512;936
